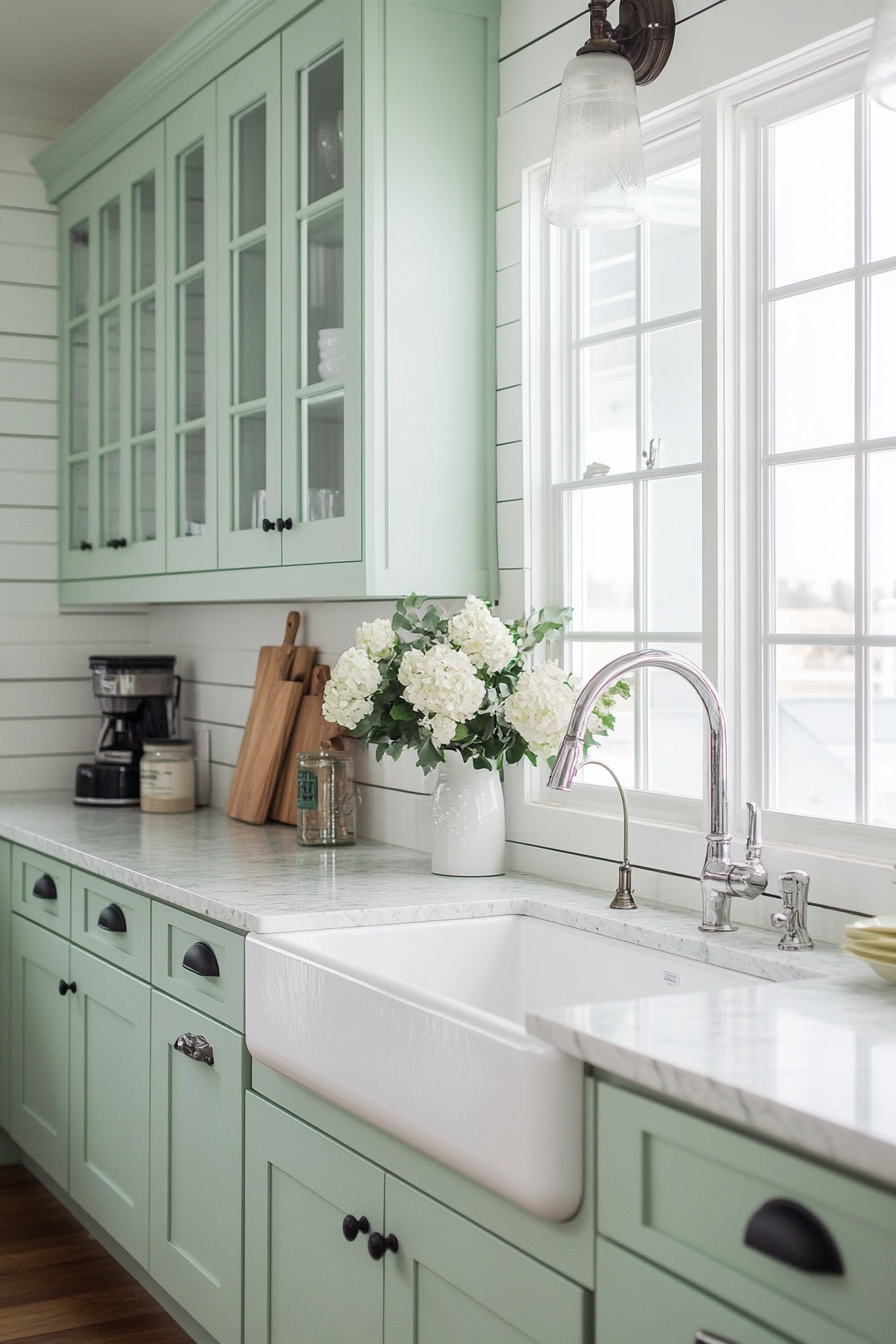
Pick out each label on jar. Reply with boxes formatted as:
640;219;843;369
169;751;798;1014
297;769;319;810
140;758;194;801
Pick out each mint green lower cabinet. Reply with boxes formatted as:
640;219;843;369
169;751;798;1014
8;914;70;1188
68;946;151;1266
596;1238;800;1344
149;990;248;1344
384;1176;589;1344
0;838;11;1132
244;1092;385;1344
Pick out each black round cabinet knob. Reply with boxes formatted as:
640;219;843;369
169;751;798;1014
276;517;293;532
342;1214;370;1242
367;1231;399;1260
58;980;77;996
262;518;276;532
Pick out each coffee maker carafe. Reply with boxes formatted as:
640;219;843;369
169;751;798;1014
74;655;180;805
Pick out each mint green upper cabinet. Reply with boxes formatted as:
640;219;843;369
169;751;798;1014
58;127;166;579
0;839;11;1133
216;38;283;571
43;0;498;603
280;0;361;568
166;85;219;574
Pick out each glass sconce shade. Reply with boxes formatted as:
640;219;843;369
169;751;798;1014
543;53;648;231
867;0;896;110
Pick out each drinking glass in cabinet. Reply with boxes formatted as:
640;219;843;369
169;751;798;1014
305;397;344;519
180;276;205;422
135;298;156;435
101;312;121;445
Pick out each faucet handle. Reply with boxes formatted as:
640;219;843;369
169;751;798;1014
771;869;813;950
745;802;763;861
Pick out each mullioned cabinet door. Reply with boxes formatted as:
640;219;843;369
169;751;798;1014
8;914;71;1188
68;946;151;1267
244;1091;385;1344
382;1175;590;1344
149;989;247;1344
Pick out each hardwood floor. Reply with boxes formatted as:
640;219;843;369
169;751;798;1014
0;1166;193;1344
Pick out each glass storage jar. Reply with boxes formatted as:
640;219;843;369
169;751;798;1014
296;749;359;846
140;738;195;813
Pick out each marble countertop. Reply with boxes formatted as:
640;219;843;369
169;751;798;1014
5;791;896;1191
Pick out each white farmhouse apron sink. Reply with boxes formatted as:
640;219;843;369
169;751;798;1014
245;915;760;1220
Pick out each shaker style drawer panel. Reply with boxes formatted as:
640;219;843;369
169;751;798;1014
597;1084;896;1344
151;903;245;1030
71;870;151;979
11;845;71;936
596;1238;802;1344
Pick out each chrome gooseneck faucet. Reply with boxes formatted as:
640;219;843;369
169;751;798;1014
547;649;768;933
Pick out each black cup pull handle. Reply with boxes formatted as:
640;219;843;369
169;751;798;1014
367;1231;399;1260
32;875;57;901
173;1033;215;1066
97;902;127;933
744;1198;844;1274
182;941;220;978
342;1214;370;1242
695;1333;739;1344
58;980;77;996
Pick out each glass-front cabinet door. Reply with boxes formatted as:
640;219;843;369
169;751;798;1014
216;38;283;570
165;86;218;572
59;127;165;579
281;0;362;566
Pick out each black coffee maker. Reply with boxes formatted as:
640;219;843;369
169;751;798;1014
74;655;180;806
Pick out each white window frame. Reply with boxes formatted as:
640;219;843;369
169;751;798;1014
505;17;896;918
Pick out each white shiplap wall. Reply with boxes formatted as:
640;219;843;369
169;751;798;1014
0;87;149;794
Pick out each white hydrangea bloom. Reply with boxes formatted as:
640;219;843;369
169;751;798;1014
356;618;396;661
502;661;579;760
398;645;484;748
447;595;517;674
322;645;382;731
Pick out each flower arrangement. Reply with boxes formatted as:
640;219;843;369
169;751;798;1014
322;594;629;773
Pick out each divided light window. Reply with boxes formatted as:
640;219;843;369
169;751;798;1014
760;88;896;825
546;135;705;803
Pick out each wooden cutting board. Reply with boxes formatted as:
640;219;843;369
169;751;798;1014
269;664;344;825
226;613;315;825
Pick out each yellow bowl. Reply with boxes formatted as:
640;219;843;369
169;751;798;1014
843;946;896;982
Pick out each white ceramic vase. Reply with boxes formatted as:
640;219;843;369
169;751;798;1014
430;750;505;877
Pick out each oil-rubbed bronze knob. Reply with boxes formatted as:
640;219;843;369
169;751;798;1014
367;1231;399;1260
342;1215;370;1242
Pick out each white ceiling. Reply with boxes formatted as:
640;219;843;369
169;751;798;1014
0;0;216;101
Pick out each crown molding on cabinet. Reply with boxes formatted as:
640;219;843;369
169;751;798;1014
32;0;314;201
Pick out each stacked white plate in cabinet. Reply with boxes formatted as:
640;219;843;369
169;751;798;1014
317;327;344;381
843;917;896;983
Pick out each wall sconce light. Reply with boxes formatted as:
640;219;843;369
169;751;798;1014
867;0;896;110
543;0;676;231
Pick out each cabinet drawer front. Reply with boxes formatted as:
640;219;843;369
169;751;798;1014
149;991;247;1344
71;871;151;979
597;1084;896;1344
12;845;71;936
596;1238;800;1344
151;903;244;1029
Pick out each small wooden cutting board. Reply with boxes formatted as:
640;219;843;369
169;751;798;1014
227;613;314;825
269;664;343;825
